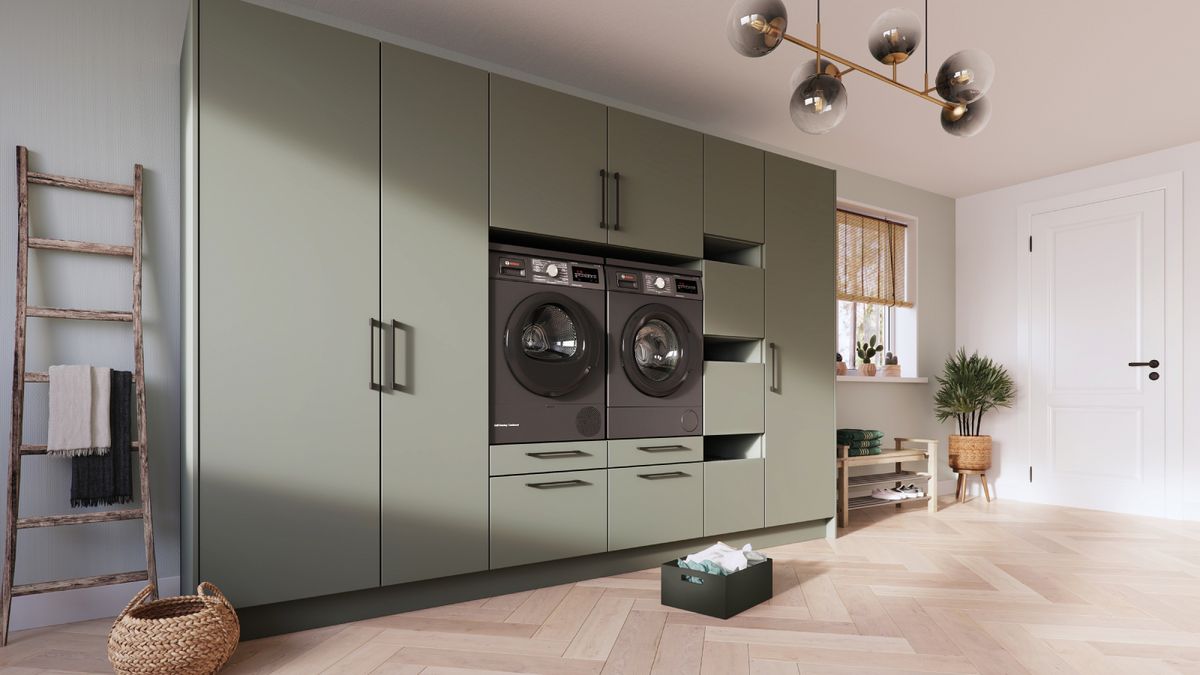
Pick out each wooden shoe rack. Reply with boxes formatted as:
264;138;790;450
836;438;939;528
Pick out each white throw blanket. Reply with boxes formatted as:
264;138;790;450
683;542;767;575
47;365;111;457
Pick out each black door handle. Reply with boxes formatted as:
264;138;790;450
769;342;780;393
526;479;591;489
637;471;690;480
369;318;384;392
1128;360;1160;368
391;320;411;393
599;169;608;229
636;445;691;453
525;450;591;459
612;171;621;231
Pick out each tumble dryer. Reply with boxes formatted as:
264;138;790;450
489;245;607;444
606;260;703;439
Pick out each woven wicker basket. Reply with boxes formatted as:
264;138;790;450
948;435;992;471
108;583;239;675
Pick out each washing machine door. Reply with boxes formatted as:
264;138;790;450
620;303;694;397
504;292;600;398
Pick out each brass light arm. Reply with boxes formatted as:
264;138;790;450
779;32;959;113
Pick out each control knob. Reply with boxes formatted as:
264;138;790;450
653;276;666;290
546;264;560;278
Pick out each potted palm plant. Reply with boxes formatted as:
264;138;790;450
934;348;1016;471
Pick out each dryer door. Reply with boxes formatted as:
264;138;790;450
504;292;601;397
620;303;695;397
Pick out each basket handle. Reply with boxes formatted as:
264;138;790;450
197;581;233;608
117;584;157;620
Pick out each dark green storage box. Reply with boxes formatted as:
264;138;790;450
659;557;772;619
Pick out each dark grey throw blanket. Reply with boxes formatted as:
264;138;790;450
71;370;133;507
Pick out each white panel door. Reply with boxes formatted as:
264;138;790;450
1030;191;1165;516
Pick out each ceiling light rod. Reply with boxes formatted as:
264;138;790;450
727;1;995;137
770;27;958;113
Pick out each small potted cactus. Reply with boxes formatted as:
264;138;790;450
856;336;882;376
882;351;901;377
835;353;848;376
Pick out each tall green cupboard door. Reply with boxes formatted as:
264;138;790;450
381;45;489;585
763;153;836;527
490;76;608;243
198;0;381;606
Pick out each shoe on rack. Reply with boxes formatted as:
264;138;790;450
897;484;925;499
871;487;907;501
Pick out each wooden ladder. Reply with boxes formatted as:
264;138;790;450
1;146;157;646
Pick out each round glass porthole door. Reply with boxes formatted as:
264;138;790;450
504;292;599;397
620;304;692;397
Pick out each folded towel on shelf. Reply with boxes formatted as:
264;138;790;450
836;429;884;442
844;439;883;449
48;365;111;457
71;371;133;507
845;446;885;457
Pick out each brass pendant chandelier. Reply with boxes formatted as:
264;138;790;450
726;1;994;137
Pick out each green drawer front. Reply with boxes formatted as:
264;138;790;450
490;470;608;569
704;458;765;536
703;362;765;435
490;441;607;476
608;436;702;468
608;463;703;551
702;261;764;339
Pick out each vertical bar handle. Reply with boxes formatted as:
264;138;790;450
769;342;780;393
612;172;621;231
370;319;383;391
391;320;410;393
599;169;608;229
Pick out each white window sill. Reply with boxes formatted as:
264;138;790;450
836;375;929;384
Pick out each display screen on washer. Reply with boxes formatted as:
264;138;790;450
674;278;698;295
572;266;599;284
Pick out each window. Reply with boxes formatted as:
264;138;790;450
835;208;912;370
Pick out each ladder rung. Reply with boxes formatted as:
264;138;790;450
12;570;148;597
28;237;133;257
26;306;133;322
17;509;143;529
20;442;142;456
23;372;47;383
26;171;135;197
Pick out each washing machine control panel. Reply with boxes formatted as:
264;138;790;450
493;252;604;290
610;268;702;300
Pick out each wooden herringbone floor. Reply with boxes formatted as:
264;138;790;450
8;496;1200;674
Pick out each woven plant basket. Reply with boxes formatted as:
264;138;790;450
108;583;239;675
948;435;992;471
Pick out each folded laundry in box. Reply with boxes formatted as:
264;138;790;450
678;541;766;576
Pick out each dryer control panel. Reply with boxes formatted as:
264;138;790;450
608;266;703;300
490;249;605;290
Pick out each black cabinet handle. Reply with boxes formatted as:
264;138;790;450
1128;360;1160;368
636;445;690;453
769;342;780;393
525;450;591;459
612;171;621;231
637;471;690;480
599;169;608;229
369;318;384;392
526;479;591;489
391;320;411;393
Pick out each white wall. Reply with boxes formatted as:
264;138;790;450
957;141;1200;512
0;0;188;628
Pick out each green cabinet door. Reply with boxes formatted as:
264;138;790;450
198;0;380;607
490;76;608;243
381;45;489;586
701;260;765;339
608;463;703;550
607;109;703;257
704;136;764;243
763;153;837;527
490;470;608;569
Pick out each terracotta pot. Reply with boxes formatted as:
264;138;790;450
859;363;877;377
881;364;902;377
949;435;992;471
836;362;848;376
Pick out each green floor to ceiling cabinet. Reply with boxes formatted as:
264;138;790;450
763;153;837;528
381;45;489;586
703;135;765;244
195;0;381;607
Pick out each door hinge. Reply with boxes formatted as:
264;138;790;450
1029;466;1033;482
1028;236;1032;252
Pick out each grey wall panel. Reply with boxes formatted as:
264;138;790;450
764;153;836;527
197;0;380;607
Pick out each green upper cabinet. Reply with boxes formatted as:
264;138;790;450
490;76;608;244
607;109;704;258
197;0;381;607
703;136;764;243
381;45;490;586
763;153;836;528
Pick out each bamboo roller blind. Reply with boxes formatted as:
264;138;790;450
836;209;912;307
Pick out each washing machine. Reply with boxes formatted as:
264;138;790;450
606;260;703;439
489;245;607;444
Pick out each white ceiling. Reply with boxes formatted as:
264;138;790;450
262;0;1198;198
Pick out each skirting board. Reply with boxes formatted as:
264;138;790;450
10;575;180;632
236;518;829;640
